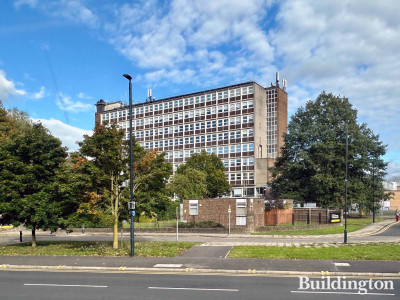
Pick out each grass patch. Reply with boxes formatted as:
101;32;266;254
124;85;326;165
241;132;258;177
0;241;197;257
254;217;383;235
228;243;400;261
123;220;176;229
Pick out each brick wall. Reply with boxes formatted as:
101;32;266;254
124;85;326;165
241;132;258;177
182;198;265;229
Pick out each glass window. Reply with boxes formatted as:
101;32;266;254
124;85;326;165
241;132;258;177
236;201;246;216
189;200;199;216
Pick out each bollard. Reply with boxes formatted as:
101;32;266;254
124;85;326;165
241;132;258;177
20;231;22;243
82;224;85;234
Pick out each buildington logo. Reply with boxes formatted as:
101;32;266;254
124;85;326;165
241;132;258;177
297;276;394;295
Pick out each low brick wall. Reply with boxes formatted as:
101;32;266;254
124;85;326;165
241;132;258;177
255;223;339;232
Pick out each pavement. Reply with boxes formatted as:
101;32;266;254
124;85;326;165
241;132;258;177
0;219;399;278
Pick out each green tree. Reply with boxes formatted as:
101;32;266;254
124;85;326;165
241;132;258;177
0;100;32;141
77;124;172;249
0;122;71;246
269;92;389;210
176;151;231;198
169;168;207;201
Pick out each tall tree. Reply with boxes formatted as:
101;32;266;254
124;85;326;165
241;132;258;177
0;122;70;246
269;92;389;210
169;168;207;201
176;151;231;198
77;124;172;249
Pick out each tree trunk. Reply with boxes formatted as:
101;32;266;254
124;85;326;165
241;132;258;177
31;228;36;247
113;214;119;249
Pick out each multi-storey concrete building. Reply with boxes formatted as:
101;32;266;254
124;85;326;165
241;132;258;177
95;75;287;198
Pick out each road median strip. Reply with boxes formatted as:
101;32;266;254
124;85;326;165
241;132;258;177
1;264;399;278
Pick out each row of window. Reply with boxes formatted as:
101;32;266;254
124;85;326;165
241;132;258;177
103;86;254;120
104;100;254;122
228;172;254;181
158;144;255;159
138;129;254;146
125;117;254;135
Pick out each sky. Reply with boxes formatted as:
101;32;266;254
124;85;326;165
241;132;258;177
0;0;399;179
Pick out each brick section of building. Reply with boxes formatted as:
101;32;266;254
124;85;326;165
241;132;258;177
182;198;265;231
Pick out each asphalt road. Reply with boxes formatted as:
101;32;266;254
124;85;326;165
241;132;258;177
0;271;398;300
374;221;400;237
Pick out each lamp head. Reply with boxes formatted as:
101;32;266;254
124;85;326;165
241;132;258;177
123;74;132;81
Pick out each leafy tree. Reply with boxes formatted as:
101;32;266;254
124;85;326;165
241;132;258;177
0;122;71;246
0;100;32;141
169;168;207;201
176;151;231;198
269;92;389;210
77;124;172;249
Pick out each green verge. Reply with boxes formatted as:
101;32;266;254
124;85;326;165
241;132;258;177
228;243;400;261
253;217;383;235
0;241;198;257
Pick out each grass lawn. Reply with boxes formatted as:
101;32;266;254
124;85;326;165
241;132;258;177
0;241;197;257
253;217;383;235
228;243;400;261
123;220;176;229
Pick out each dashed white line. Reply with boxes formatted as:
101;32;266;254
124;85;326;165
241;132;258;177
148;287;238;292
24;284;107;288
334;263;350;267
153;264;183;268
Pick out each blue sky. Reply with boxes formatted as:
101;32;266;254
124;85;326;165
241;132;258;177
1;0;399;178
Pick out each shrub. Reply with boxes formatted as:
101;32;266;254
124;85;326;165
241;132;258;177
179;220;224;228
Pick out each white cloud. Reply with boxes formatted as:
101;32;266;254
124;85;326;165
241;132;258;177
33;118;92;152
105;0;274;85
0;69;26;100
32;86;46;99
56;92;93;113
15;0;98;28
269;0;400;176
14;0;38;9
386;161;400;179
77;92;92;100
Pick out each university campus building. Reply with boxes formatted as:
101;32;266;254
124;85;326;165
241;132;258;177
95;74;288;198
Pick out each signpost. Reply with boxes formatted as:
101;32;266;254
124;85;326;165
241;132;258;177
228;205;231;234
330;212;341;223
176;206;179;242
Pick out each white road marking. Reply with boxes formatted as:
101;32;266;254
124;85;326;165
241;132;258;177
334;262;350;267
153;264;183;268
24;284;107;288
291;291;395;296
148;287;238;292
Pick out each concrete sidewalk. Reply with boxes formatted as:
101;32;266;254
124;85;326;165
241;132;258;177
0;254;399;278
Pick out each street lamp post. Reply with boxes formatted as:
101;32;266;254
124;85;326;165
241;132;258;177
344;126;348;244
123;73;135;257
372;157;376;223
